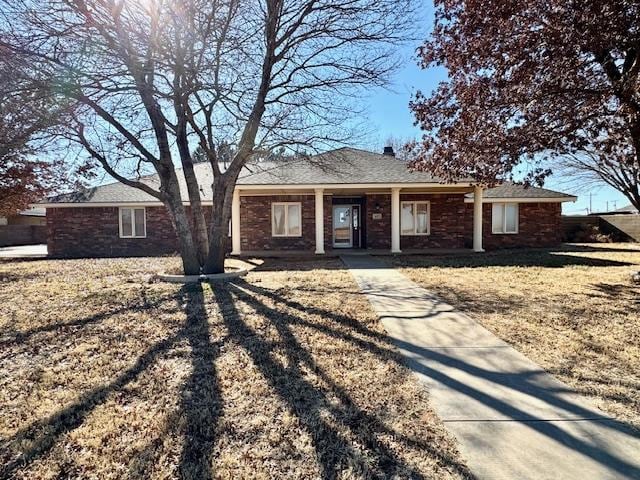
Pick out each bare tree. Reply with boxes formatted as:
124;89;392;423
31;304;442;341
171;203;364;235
560;151;640;209
1;0;414;273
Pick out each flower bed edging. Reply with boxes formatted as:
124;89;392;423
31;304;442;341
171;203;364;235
156;267;248;284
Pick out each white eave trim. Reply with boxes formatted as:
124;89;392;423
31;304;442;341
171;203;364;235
463;196;577;203
35;201;167;208
35;182;477;208
237;182;474;190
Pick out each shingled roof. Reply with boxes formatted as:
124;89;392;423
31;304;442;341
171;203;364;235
466;182;576;201
42;148;575;205
237;147;449;185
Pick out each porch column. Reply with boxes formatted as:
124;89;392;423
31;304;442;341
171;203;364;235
314;188;325;254
231;188;241;255
473;185;484;252
391;187;401;253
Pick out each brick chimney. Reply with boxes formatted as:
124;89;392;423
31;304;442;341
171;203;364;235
383;146;395;157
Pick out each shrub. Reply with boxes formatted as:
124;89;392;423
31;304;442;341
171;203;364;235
564;224;614;243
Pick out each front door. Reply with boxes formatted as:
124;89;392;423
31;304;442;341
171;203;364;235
333;206;352;248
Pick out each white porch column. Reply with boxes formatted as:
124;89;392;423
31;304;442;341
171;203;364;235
473;185;484;252
231;188;241;255
391;187;401;253
314;188;325;254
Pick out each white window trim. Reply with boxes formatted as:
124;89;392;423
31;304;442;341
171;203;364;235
119;207;147;238
400;201;430;236
492;202;519;234
271;202;303;237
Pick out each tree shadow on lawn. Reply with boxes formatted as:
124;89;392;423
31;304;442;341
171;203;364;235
393;338;640;477
283;282;528;320
6;269;638;478
232;246;640;274
590;282;640;305
1;276;472;479
223;279;640;478
0;284;222;480
213;280;473;479
0;289;166;350
561;244;640;254
390;248;638;269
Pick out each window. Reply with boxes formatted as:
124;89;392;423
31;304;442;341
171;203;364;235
492;203;519;234
272;202;302;237
401;201;430;235
119;207;146;238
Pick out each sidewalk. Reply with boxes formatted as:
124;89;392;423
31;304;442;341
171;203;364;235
0;244;47;259
342;254;640;480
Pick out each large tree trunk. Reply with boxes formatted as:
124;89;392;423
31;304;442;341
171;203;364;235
203;175;234;274
182;161;210;264
174;92;210;265
163;179;201;275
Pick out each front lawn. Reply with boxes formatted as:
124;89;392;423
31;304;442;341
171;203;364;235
0;256;470;479
391;243;640;429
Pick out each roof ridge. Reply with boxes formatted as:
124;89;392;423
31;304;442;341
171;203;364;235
239;156;310;179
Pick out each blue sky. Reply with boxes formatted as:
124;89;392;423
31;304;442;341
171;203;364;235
360;24;630;215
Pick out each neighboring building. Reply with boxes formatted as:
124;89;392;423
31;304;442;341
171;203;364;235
0;208;47;247
610;204;639;215
0;207;47;226
38;147;576;258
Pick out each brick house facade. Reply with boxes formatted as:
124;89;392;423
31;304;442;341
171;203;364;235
41;148;575;258
46;193;567;258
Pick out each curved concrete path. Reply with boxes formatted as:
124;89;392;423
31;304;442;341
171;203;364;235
341;254;640;480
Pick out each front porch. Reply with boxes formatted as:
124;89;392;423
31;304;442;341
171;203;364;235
229;185;486;256
236;248;476;258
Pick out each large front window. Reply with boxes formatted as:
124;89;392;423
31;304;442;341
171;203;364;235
492;203;519;234
401;201;430;235
119;207;146;238
272;202;302;237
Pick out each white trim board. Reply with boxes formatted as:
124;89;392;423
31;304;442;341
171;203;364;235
238;182;474;190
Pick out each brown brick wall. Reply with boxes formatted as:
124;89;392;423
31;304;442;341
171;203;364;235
47;195;563;257
323;195;332;250
365;193;391;248
47;206;180;258
399;193;468;249
364;193;470;249
239;194;331;251
464;202;562;249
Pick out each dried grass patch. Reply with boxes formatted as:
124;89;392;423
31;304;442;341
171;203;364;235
0;256;469;479
392;243;640;429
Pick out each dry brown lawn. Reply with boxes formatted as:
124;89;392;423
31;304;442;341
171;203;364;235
391;243;640;429
0;256;470;480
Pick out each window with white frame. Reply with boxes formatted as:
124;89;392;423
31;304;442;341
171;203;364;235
492;203;519;234
119;207;146;238
272;202;302;237
401;201;430;235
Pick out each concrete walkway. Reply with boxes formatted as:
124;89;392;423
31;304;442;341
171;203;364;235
341;254;640;480
0;244;47;259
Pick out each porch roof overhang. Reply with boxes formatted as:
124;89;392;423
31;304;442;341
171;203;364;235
36;183;476;207
236;183;475;196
